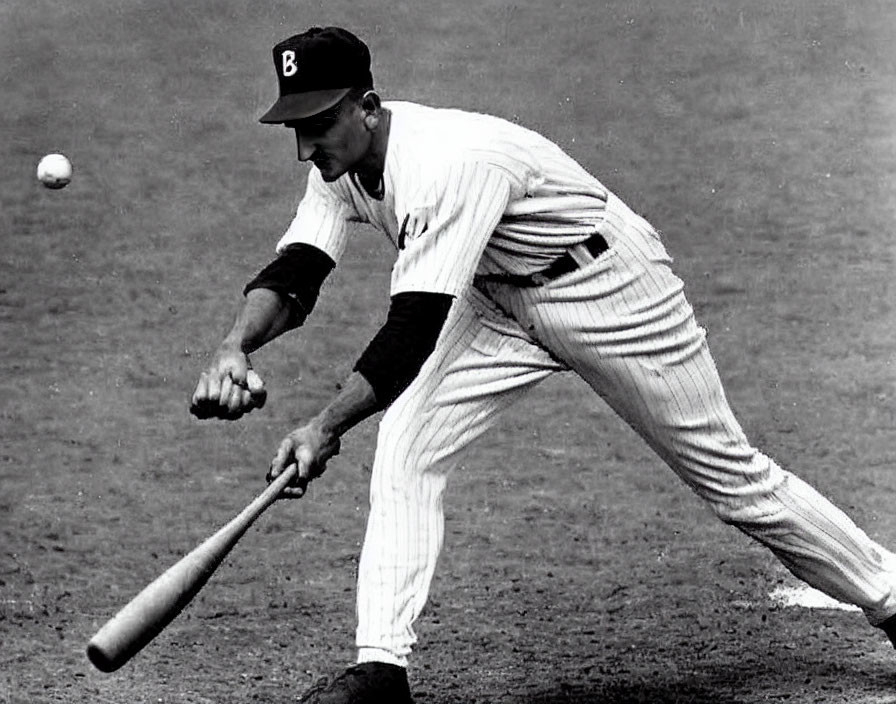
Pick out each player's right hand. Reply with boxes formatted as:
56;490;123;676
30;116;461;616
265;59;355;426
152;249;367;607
267;420;342;499
190;349;267;420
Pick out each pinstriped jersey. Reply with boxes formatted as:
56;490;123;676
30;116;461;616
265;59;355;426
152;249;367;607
277;101;632;297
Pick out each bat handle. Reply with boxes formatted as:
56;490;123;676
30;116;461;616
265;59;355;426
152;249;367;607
246;462;301;517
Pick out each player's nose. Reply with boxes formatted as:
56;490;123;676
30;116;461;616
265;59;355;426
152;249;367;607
294;130;316;162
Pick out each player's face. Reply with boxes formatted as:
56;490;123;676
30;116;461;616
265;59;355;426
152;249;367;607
287;98;372;182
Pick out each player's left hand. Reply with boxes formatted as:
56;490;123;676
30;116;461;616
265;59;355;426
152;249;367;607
190;350;267;421
267;421;341;498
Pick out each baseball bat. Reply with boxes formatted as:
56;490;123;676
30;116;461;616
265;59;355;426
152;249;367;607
86;462;300;673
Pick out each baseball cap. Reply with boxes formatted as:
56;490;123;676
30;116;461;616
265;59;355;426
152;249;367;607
259;26;373;124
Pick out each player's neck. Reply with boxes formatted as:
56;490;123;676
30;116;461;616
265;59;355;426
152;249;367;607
353;108;391;200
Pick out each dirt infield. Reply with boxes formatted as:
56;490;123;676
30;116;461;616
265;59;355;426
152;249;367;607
3;1;896;702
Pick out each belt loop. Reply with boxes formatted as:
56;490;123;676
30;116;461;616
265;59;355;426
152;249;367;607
568;242;594;269
475;233;608;289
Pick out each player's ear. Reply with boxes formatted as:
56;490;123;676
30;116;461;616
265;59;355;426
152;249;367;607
361;90;381;131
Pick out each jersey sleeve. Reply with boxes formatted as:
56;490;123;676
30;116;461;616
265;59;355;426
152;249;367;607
276;168;353;263
390;160;512;297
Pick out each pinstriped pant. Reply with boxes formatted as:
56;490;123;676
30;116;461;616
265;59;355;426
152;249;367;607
356;197;896;664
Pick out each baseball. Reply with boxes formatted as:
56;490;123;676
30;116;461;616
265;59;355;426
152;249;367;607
36;153;73;189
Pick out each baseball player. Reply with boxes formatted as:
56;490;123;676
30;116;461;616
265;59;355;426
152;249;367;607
190;26;896;703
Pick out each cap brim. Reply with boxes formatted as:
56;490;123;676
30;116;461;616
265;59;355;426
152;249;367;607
259;87;352;123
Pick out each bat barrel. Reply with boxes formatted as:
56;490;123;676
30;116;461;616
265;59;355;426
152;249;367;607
86;643;119;673
86;464;299;672
87;641;129;673
86;532;232;671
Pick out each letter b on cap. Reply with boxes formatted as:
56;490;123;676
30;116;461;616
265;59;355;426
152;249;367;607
282;50;298;77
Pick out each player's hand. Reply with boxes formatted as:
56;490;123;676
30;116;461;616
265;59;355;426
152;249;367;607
190;348;267;420
267;421;341;498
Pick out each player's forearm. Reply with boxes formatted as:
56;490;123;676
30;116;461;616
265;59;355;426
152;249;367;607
221;288;298;354
311;372;381;438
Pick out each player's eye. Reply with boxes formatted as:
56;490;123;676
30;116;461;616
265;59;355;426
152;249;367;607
297;103;343;134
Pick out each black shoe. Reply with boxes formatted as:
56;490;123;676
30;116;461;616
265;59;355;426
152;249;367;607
880;613;896;648
299;662;413;703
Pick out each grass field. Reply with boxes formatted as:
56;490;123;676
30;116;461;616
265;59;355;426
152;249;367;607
3;1;896;702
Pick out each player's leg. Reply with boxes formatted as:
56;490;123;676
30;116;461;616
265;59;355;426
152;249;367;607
486;200;896;627
355;288;565;667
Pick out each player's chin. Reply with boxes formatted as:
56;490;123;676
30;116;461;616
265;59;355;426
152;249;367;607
315;162;347;182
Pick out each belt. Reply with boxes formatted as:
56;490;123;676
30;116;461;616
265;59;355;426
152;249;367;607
476;232;610;288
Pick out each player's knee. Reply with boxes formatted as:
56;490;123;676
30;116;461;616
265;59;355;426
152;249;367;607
709;498;770;526
664;446;787;525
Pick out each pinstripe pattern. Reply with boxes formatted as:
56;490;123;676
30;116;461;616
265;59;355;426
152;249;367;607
488;199;896;627
275;102;616;281
272;102;896;666
357;289;563;663
277;167;353;261
388;162;510;296
356;195;896;665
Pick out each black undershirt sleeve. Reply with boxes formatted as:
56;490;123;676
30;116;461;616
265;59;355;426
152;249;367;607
354;291;454;409
243;243;336;327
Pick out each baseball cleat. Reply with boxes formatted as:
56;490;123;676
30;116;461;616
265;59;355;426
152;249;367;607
298;662;413;703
